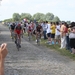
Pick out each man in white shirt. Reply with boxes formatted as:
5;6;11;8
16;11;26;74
55;22;61;44
46;21;51;45
41;21;47;39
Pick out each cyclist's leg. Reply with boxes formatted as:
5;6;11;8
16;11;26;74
18;34;21;47
39;32;42;42
12;31;15;39
21;29;23;38
23;27;26;33
27;31;29;38
11;31;12;38
36;31;39;40
14;33;17;44
36;31;40;42
10;30;12;38
39;32;42;39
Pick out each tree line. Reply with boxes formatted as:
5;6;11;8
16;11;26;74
3;12;71;24
3;12;61;23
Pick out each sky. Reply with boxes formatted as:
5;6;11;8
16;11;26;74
0;0;75;21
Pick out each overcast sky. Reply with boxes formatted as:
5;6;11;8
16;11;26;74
0;0;75;21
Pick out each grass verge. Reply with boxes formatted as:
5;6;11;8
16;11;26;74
41;39;75;60
24;33;75;60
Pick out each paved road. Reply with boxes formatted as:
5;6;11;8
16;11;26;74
0;24;75;75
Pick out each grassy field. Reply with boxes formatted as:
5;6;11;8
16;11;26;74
24;33;75;60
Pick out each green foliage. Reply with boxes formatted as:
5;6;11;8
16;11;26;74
33;12;45;21
24;33;75;60
52;16;60;22
12;13;21;21
41;39;75;60
3;18;13;22
66;21;71;24
21;13;32;20
3;12;62;22
45;12;54;21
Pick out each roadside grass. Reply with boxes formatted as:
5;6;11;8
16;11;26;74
24;33;75;60
41;39;75;60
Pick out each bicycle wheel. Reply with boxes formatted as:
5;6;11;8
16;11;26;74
29;32;31;41
16;38;20;51
37;35;40;45
16;43;19;51
11;31;15;41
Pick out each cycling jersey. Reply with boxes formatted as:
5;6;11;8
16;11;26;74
15;25;22;34
10;24;15;30
36;25;42;32
24;23;26;27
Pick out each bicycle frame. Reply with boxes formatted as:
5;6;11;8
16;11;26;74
16;34;20;51
28;31;32;41
11;31;15;40
37;33;41;45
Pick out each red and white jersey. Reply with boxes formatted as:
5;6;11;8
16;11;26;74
27;24;33;32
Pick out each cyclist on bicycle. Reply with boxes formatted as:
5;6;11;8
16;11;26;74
14;23;22;47
21;22;24;38
27;23;33;38
35;24;43;42
10;23;16;39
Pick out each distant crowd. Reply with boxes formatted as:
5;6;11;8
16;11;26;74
7;21;75;54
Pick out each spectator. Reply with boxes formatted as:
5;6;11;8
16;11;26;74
0;43;8;75
60;22;66;49
65;24;71;51
46;21;51;45
41;21;47;39
55;22;61;44
50;22;56;44
69;26;75;54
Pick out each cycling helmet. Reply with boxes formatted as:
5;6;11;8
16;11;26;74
17;23;21;26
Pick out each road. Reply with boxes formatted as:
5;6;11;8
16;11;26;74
0;24;75;75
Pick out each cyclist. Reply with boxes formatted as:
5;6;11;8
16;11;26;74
23;22;27;33
27;23;33;39
21;22;24;38
14;23;22;47
35;24;43;42
10;23;16;39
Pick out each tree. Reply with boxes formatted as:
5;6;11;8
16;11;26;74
45;12;54;21
33;13;45;21
12;13;21;21
53;16;60;22
3;18;13;23
66;21;71;24
3;12;61;23
21;13;32;20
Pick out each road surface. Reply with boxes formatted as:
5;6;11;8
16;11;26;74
0;24;75;75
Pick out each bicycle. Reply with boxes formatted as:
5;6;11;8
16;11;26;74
15;34;21;51
37;33;41;45
11;31;15;41
28;31;32;41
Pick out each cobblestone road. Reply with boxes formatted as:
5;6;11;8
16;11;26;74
0;24;75;75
